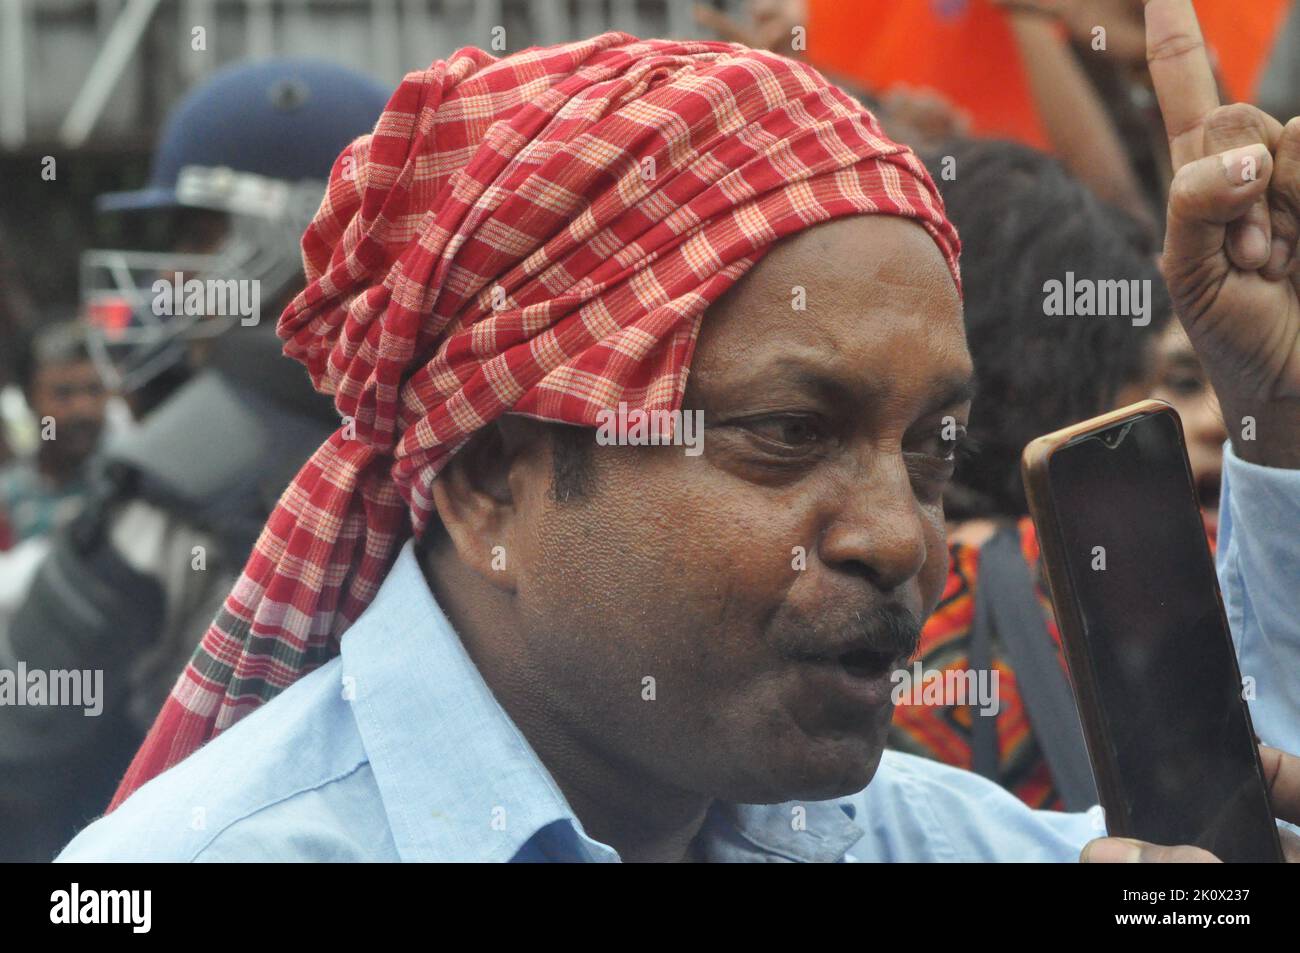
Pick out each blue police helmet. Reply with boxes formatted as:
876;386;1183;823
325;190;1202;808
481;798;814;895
98;58;391;213
81;59;391;395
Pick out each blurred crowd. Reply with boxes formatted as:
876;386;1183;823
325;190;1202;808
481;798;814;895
0;0;1295;860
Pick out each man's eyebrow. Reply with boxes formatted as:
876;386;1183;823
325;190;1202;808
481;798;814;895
919;374;978;419
715;357;866;406
719;357;976;417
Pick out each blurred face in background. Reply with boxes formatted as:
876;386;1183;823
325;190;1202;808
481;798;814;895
30;355;107;480
1149;322;1227;523
166;207;233;370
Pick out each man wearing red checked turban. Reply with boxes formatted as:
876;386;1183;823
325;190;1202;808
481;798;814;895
61;3;1300;862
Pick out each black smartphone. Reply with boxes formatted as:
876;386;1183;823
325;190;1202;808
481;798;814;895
1023;400;1283;862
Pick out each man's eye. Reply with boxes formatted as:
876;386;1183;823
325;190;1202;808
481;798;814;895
741;414;827;449
908;422;970;463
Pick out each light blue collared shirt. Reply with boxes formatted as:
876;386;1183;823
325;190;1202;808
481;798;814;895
58;443;1300;862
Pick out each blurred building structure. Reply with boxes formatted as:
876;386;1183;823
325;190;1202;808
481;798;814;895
0;0;731;152
0;0;739;370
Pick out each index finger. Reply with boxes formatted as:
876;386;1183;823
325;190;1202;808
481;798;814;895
1145;0;1221;169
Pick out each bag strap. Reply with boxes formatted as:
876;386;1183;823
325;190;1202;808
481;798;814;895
973;526;1099;811
967;561;1000;782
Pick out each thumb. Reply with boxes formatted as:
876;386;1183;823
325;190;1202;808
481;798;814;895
1164;144;1274;270
1259;745;1300;827
1081;836;1221;863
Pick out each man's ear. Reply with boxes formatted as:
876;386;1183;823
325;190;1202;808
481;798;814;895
429;418;544;592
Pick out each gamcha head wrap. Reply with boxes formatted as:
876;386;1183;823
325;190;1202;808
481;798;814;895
111;31;960;808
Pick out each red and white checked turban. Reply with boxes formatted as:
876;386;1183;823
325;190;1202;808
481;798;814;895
111;32;960;807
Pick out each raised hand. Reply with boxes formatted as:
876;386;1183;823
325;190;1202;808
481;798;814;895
1144;0;1300;467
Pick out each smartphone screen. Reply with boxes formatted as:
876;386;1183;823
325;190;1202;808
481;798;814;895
1045;409;1281;862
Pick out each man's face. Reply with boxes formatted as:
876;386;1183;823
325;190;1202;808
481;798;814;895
508;215;971;805
31;358;107;468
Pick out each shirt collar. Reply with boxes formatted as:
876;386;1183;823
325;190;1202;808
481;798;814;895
341;541;863;862
714;801;865;862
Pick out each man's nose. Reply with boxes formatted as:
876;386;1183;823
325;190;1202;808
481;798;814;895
817;454;928;593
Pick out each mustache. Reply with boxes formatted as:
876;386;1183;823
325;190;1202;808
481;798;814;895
780;603;923;664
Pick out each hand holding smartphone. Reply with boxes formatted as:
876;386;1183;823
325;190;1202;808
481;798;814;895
1022;399;1283;862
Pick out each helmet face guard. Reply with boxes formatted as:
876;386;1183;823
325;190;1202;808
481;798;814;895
81;165;325;393
79;59;391;394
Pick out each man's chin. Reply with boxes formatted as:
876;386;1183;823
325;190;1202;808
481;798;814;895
724;733;887;805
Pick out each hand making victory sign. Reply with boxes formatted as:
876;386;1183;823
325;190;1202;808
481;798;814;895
1081;0;1300;864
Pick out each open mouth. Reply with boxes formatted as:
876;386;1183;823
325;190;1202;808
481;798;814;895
832;646;900;680
785;641;909;711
